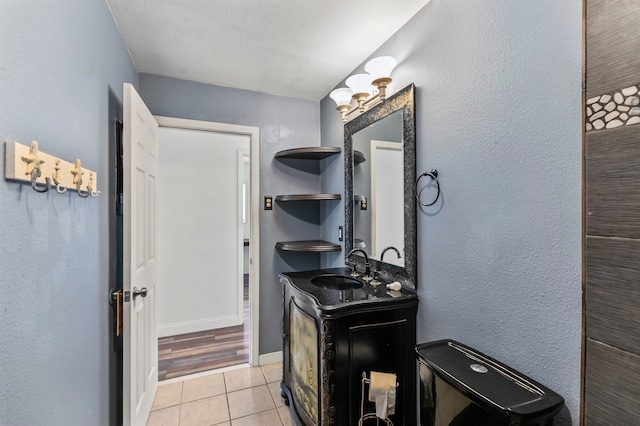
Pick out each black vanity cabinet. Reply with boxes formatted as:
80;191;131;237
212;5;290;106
280;268;418;426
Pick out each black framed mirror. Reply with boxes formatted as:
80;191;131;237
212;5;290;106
344;83;416;288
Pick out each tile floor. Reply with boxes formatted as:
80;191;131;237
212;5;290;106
147;362;292;426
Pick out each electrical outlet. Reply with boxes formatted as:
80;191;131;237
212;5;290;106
360;198;367;210
264;196;273;210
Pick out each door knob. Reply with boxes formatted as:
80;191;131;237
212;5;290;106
132;286;148;300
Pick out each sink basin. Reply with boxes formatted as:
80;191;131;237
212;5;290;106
310;274;364;290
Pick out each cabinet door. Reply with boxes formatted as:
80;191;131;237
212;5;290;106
289;300;319;425
347;319;408;425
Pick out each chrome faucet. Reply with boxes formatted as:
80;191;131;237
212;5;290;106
347;248;371;279
369;247;402;286
380;246;401;263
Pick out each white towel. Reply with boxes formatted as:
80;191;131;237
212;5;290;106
368;371;396;420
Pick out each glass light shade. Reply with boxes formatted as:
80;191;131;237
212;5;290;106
345;73;372;95
364;56;397;80
329;88;353;107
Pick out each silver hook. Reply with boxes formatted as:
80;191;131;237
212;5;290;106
86;172;100;197
71;159;89;198
51;159;67;194
30;163;51;193
76;180;91;198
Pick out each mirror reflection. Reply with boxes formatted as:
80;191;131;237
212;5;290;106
344;83;416;287
352;110;404;267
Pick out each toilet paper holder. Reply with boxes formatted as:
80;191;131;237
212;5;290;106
359;372;398;426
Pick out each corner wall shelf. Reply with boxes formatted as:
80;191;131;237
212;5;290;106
275;194;341;202
354;150;366;165
275;146;341;160
276;240;341;252
273;146;343;257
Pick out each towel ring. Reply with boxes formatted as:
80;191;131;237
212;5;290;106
415;169;440;206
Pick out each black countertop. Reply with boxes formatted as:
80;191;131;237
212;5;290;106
279;267;418;316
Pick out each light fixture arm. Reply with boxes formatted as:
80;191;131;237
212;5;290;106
372;77;392;100
336;104;351;122
352;92;370;112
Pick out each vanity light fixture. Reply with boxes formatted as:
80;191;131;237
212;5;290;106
365;56;397;100
329;88;354;122
329;56;398;122
346;73;373;112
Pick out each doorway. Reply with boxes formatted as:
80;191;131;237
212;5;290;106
154;116;260;380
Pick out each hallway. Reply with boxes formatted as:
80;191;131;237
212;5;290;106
158;276;250;381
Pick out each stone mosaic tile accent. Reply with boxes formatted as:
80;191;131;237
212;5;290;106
586;84;640;131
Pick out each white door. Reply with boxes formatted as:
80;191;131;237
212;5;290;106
123;83;159;426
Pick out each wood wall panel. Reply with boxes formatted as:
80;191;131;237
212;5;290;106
585;236;640;354
586;0;640;97
586;125;640;238
584;339;640;424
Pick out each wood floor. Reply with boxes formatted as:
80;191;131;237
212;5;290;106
158;276;250;381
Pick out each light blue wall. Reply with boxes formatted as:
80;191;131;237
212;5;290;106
138;74;322;355
0;0;583;423
320;99;346;267
0;1;138;425
321;1;582;424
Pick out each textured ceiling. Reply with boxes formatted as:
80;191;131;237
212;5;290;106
106;0;430;100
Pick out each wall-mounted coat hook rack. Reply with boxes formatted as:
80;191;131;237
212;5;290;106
5;141;99;197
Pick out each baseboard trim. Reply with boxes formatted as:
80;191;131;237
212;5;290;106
158;315;242;338
259;351;283;366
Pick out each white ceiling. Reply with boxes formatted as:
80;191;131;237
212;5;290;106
106;0;429;100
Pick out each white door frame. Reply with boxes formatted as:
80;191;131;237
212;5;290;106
155;115;260;366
